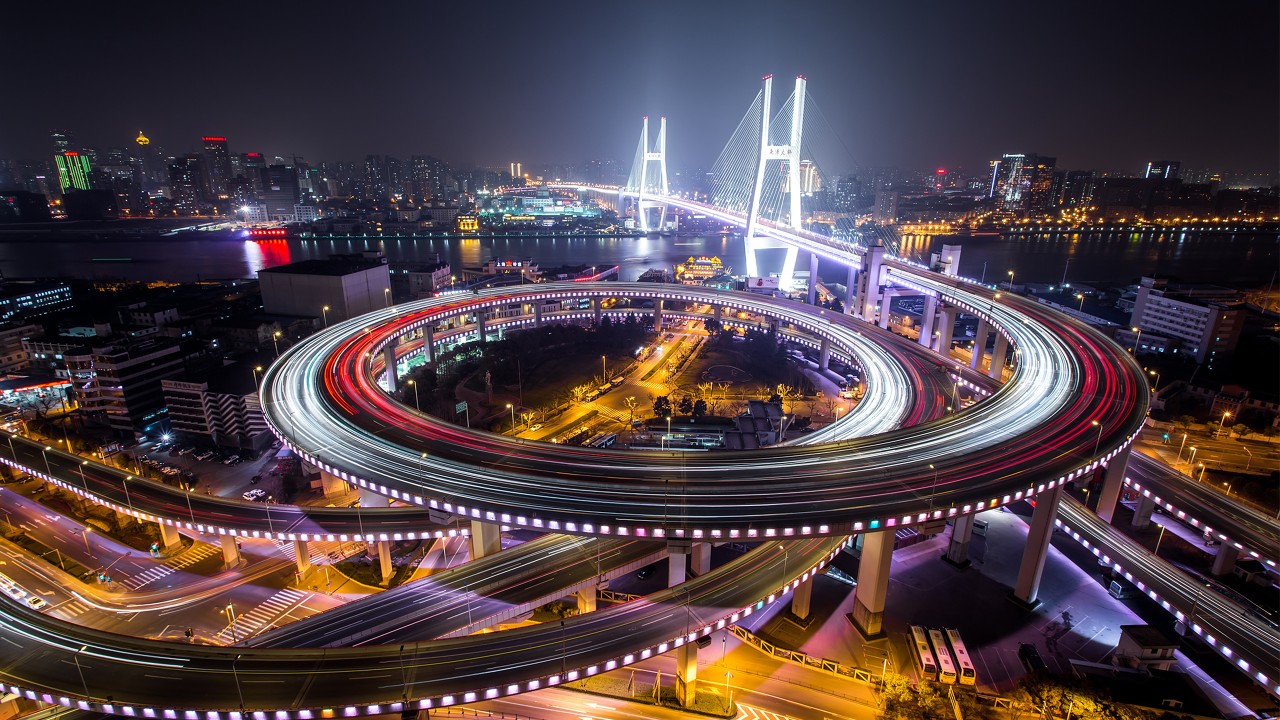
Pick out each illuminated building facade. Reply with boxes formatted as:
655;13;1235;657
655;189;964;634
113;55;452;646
989;153;1057;215
53;151;92;193
202;136;233;199
1144;160;1181;180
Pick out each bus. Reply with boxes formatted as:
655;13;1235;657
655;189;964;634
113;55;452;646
585;432;618;448
909;625;938;681
944;628;977;686
928;628;958;684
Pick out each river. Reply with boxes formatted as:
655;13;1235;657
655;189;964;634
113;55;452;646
0;228;1273;289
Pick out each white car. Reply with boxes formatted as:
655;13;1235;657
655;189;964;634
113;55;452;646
527;424;543;432
24;596;46;610
242;489;267;501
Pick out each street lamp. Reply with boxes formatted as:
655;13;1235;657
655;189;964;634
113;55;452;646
1148;370;1160;394
122;475;133;513
1197;463;1206;482
1217;410;1231;437
272;330;281;358
1153;522;1166;556
1188;446;1198;475
73;645;90;700
506;403;515;432
1091;420;1103;463
1222;481;1232;496
252;365;263;388
81;527;94;562
78;459;89;493
384;287;392;308
664;415;672;449
601;354;607;381
1006;269;1015;290
1130;326;1142;354
41;445;53;477
225;604;239;643
322;305;330;327
1076;293;1085;312
185;488;195;524
407;379;419;410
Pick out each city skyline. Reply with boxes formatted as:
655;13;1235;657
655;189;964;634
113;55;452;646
2;1;1277;174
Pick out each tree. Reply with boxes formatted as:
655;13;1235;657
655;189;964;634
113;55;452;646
692;399;708;417
624;396;638;428
570;383;594;403
677;396;694;415
1231;423;1250;438
653;395;672;418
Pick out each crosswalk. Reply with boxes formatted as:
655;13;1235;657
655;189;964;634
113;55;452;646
53;599;91;619
272;538;363;566
735;705;797;720
214;588;308;644
122;543;221;590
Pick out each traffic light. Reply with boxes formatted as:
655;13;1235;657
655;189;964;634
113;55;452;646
1162;432;1170;444
184;627;194;639
97;573;105;582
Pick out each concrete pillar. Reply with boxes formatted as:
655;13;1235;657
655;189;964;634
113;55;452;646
937;306;957;355
846;266;857;315
807;252;820;305
667;540;689;587
1012;483;1064;607
157;522;182;552
293;539;312;575
377;540;393;584
654;299;664;330
790;576;813;620
1210;544;1238;576
220;535;242;568
878;289;893;329
469;519;501;560
970;319;989;370
358;486;390;507
945;514;975;567
712;304;722;322
476;312;486;343
819;338;831;371
857;244;884;320
850;531;894;638
988;333;1009;380
691;542;711;576
1130;495;1156;529
593;297;602;325
320;470;346;498
1095;446;1131;524
423;325;436;364
675;641;698;708
575;587;597;614
918;295;937;348
383;344;398;392
534;304;543;327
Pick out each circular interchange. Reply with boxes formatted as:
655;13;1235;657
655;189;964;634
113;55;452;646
262;276;1149;539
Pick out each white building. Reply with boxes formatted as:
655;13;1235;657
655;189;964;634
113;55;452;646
258;254;391;325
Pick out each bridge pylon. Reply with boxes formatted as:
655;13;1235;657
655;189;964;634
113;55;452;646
744;75;806;290
635;115;669;233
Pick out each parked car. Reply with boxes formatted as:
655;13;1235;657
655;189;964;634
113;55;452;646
223;455;241;465
250;475;262;484
242;488;267;501
528;424;543;432
194;451;214;461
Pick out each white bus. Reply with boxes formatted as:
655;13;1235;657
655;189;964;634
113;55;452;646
584;432;618;448
910;625;938;681
928;628;958;684
944;628;977;686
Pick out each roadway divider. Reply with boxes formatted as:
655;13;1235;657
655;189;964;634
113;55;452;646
726;624;876;685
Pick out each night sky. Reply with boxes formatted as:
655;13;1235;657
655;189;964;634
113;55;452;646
3;1;1277;175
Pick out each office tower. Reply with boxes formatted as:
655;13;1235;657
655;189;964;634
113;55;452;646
202;136;233;198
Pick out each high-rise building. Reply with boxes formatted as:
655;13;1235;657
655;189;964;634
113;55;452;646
202;136;233;199
873;190;898;224
1129;277;1243;367
1144;161;1180;180
50;130;75;155
260;165;300;221
240;152;267;196
989;153;1056;214
168;155;206;214
1060;171;1097;209
53;152;93;193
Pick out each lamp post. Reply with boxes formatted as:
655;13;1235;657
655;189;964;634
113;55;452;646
225;604;239;642
1153;522;1166;556
272;331;281;358
384;287;392;308
928;463;938;514
1222;481;1232;496
252;365;263;389
78;459;89;493
41;445;53;477
601;354;607;381
1217;410;1231;437
1188;446;1198;475
231;654;245;710
506;403;515;433
407;379;419;410
1148;370;1160;394
81;527;94;562
73;645;90;700
185;488;195;524
1197;463;1206;482
322;305;330;328
664;415;672;449
1076;293;1085;312
122;475;133;513
1130;326;1142;354
1091;420;1103;463
1006;269;1015;290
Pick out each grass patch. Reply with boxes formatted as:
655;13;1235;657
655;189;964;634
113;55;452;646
565;673;735;718
334;540;425;587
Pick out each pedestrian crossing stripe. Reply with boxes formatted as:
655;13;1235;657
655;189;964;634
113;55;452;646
214;588;308;643
735;705;796;720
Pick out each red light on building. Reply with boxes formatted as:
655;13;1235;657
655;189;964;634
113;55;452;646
202;136;227;142
936;168;946;175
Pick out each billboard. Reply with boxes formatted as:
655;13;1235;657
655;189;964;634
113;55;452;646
746;276;780;291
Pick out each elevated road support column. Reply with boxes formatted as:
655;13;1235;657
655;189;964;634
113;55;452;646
1012;483;1065;608
850;531;893;638
319;470;346;498
667;540;690;586
790;576;813;621
220;535;242;568
846;266;857;315
857;243;885;320
377;540;393;584
878;289;895;329
1210;544;1238;576
470;520;501;560
476;312;486;343
358;487;390;507
382;343;398;392
988;333;1009;380
691;542;711;576
593;297;602;325
423;325;436;364
158;522;182;553
807;253;820;305
937;306;957;354
917;295;937;348
575;587;598;614
1130;495;1155;529
675;641;698;708
819;338;831;371
712;304;722;322
970;319;989;370
654;299;664;330
944;514;974;568
534;303;543;327
1094;446;1131;524
293;539;312;577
